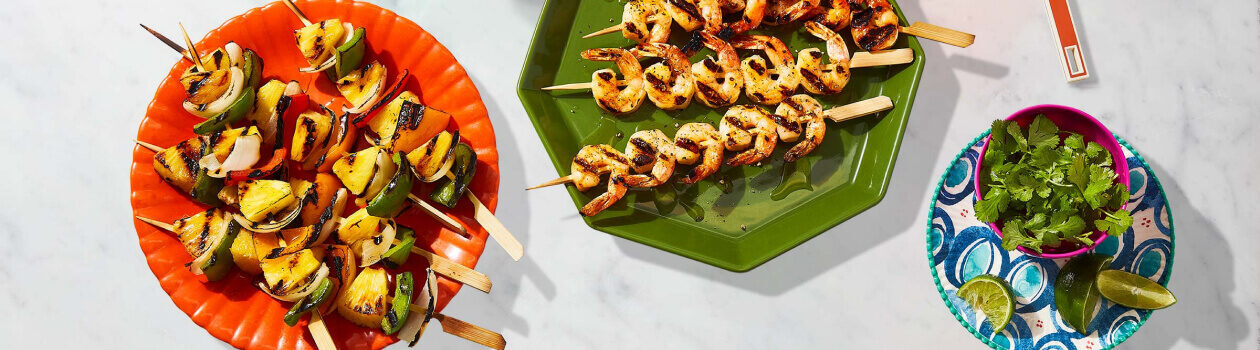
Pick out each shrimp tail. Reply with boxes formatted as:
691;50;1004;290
580;175;628;216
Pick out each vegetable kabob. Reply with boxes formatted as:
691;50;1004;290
282;0;523;261
528;95;892;216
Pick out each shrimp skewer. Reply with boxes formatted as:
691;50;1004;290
849;0;974;50
527;96;893;216
583;48;649;114
585;0;729;42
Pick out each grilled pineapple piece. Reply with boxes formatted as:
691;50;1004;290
180;69;232;105
336;60;386;109
369;91;453;152
296;19;348;67
153;137;207;194
291;110;334;162
171;208;234;260
336;207;392;244
337;266;389;328
229;228;273;275
260;249;324;295
237;180;297;223
247;79;287;126
207;126;258;161
407;130;459;182
332;146;385;197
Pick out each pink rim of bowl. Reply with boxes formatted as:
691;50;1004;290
974;104;1129;259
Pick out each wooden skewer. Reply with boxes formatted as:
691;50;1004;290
396;238;493;293
444;171;523;261
281;0;314;27
177;22;205;71
134;140;164;153
583;23;624;39
136;215;176;232
408;304;507;350
307;312;338;350
407;194;467;235
542;48;914;91
527;95;894;189
900;22;975;48
140;24;194;61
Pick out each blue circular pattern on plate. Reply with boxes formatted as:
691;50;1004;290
926;133;1175;350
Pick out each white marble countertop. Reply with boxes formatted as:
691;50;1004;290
1;0;1257;349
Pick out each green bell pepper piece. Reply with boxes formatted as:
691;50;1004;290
189;166;225;207
383;226;415;269
283;278;334;326
243;49;263;89
366;152;414;217
327;27;367;81
430;143;477;208
382;272;414;335
193;87;256;135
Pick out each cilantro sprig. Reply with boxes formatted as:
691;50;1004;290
975;115;1132;253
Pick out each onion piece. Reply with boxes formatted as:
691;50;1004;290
299;55;338;73
354;222;396;267
314;188;348;246
359;149;397;202
421;156;455;183
183;66;245;118
205;134;262;178
189;216;232;275
258;265;329;302
224;42;243;67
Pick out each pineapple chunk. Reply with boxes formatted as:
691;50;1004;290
295;19;347;67
407;130;458;182
153;137;206;193
290;110;334;162
335;60;386;108
229;229;272;275
336;267;389;328
207;126;259;161
247;79;287;126
237;180;296;223
171;208;233;260
336;207;390;244
180;69;232;105
260;249;323;295
332;146;384;197
369;91;453;153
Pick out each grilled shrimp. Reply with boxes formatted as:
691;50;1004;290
796;21;851;95
623;0;673;44
624;130;679;187
727;0;767;33
850;0;900;51
665;0;723;33
775;95;826;162
691;31;743;108
582;48;647;115
674;123;725;184
732;35;799;105
635;43;695;110
570;145;632;216
813;0;851;31
763;0;820;26
720;105;779;166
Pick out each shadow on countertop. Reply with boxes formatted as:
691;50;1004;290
612;1;1010;295
1117;158;1249;350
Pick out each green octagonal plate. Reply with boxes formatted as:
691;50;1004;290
517;0;925;271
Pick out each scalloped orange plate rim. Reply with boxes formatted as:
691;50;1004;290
130;1;498;349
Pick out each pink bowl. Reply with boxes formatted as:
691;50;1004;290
974;104;1129;259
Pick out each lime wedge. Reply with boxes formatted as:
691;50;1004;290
1054;254;1113;334
959;274;1015;330
1097;270;1176;309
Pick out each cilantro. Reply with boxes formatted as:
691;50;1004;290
977;115;1133;253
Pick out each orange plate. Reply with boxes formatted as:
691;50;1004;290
129;1;498;349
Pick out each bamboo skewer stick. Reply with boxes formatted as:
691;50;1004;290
395;238;493;293
140;24;194;61
282;0;314;27
542;48;914;91
445;170;523;261
900;22;975;48
177;23;205;71
408;304;507;349
527;95;894;189
583;23;625;39
308;313;338;350
135;216;176;232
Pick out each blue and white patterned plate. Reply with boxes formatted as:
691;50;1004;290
927;132;1175;350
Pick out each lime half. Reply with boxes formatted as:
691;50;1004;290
959;274;1015;330
1054;254;1114;334
1097;270;1176;309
